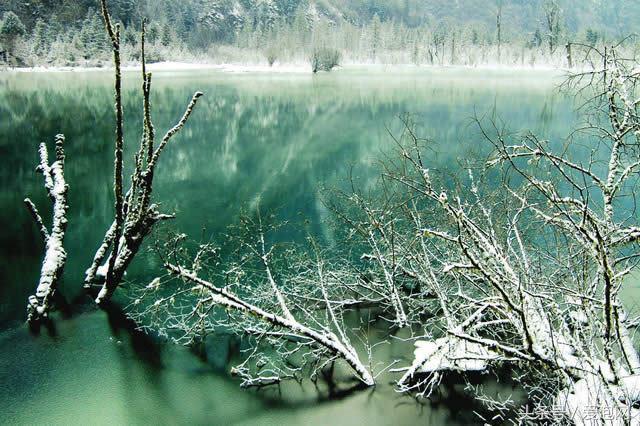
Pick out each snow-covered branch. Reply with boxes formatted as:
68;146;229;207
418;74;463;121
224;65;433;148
85;1;203;305
25;134;69;323
163;263;374;386
378;48;640;424
119;45;640;423
128;229;376;387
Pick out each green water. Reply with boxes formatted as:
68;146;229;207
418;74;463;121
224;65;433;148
0;67;581;425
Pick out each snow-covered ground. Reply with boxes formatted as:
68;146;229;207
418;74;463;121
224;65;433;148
2;61;309;73
2;61;568;74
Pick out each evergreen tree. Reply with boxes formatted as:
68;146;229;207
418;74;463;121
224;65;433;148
585;28;598;45
256;0;280;31
275;0;302;19
0;11;26;60
78;11;107;59
47;14;63;43
147;23;159;44
31;18;49;56
369;13;381;60
110;0;139;26
3;0;640;66
161;23;172;46
123;26;137;46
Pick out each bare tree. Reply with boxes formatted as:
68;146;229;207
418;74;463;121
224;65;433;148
24;135;69;323
24;0;204;324
123;39;640;423
369;48;640;424
129;219;376;387
543;0;562;55
84;0;203;305
496;0;502;64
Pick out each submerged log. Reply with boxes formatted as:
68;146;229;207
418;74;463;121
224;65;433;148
25;134;69;323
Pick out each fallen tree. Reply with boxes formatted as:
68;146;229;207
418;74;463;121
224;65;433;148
357;48;640;424
133;47;640;424
129;218;378;387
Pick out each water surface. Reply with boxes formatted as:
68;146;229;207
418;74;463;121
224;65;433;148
0;67;582;425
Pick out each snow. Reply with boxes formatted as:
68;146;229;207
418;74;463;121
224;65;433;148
556;374;640;425
621;375;640;402
569;310;589;325
27;138;68;322
405;333;640;424
412;337;499;373
95;263;108;279
4;62;310;74
2;62;566;75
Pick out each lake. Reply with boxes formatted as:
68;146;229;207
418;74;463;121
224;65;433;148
0;67;585;425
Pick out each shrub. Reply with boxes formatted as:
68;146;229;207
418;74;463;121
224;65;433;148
264;45;279;66
310;47;341;73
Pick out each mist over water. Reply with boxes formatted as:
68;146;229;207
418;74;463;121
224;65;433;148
0;68;577;424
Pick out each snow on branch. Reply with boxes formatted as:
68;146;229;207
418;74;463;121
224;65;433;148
84;1;203;305
25;134;69;323
128;230;376;387
335;50;640;422
163;262;375;386
111;41;640;423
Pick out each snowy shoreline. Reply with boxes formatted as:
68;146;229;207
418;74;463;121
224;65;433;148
2;61;566;74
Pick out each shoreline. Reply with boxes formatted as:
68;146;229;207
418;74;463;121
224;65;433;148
2;61;568;74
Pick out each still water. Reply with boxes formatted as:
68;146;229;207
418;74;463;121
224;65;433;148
0;67;590;425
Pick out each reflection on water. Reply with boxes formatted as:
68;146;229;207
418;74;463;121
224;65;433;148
0;308;520;425
0;68;573;425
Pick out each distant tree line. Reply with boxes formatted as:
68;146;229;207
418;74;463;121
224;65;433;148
0;0;639;67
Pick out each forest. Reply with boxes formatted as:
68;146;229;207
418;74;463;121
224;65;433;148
1;0;640;67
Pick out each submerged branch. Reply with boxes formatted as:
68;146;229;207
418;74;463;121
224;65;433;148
163;263;375;386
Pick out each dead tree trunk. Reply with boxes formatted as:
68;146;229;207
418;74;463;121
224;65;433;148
565;42;573;68
85;89;203;304
25;135;69;323
496;1;502;64
84;2;203;305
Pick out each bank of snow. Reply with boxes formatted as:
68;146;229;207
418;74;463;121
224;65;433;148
3;61;570;75
3;61;310;74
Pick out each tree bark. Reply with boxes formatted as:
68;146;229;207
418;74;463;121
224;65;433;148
26;135;69;323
